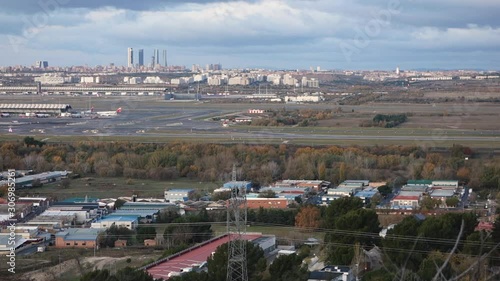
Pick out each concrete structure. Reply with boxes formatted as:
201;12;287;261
55;228;102;249
91;216;139;230
164;189;195;203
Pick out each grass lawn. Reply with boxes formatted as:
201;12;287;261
211;224;325;242
16;177;221;200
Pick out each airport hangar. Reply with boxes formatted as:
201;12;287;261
0;104;72;114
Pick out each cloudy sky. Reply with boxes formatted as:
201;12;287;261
0;0;499;70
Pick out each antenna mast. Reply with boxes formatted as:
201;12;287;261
227;164;248;281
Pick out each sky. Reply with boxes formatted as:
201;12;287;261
0;0;499;70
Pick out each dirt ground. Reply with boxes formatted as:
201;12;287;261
21;255;153;281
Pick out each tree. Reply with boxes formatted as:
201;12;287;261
212;191;232;201
258;189;276;198
268;253;308;281
377;185;392;198
99;225;135;248
136;226;156;244
492;216;500;243
207;241;266;281
445;197;460;208
324;197;363;228
420;196;441;210
295;205;321;230
114;198;126;209
325;208;380;265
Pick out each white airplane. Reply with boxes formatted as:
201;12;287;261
1;113;10;117
96;107;122;117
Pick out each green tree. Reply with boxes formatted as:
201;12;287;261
382;216;424;271
258;189;276;198
136;226;156;244
325;208;380;265
377;185;392;198
417;252;452;281
114;198;126;209
207;241;267;281
268;253;308;281
324;197;363;228
445;197;460;208
98;225;135;248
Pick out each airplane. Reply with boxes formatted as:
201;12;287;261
95;107;122;117
1;113;10;117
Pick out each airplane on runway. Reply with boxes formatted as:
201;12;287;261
81;107;122;117
95;107;122;117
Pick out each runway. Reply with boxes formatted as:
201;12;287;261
1;98;499;146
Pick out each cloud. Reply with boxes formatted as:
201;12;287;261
0;0;498;69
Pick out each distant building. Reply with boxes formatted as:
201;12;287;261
34;74;71;85
91;216;139;230
246;198;291;209
127;48;134;68
164;189;195;203
55;228;102;249
35;61;49;68
138;49;144;66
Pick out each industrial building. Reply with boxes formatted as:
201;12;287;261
91;216;139;230
0;104;72;116
55;228;102;249
164;189;195;203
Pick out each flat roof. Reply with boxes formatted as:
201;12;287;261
165;189;194;193
146;234;261;279
55;228;102;241
96;216;138;222
430;190;455;197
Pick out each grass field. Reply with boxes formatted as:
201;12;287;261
212;224;325;242
17;177;221;200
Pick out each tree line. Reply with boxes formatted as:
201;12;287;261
1;140;498;191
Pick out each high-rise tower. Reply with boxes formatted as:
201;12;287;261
127;48;134;68
162;50;168;67
154;49;160;66
138;49;144;67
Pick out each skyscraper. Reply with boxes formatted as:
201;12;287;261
127;48;134;68
162;50;167;67
138;49;144;67
154;49;160;66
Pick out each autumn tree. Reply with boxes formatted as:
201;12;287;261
295;205;321;230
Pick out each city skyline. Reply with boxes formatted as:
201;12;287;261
0;0;499;70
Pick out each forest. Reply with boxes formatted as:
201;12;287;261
0;139;499;192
